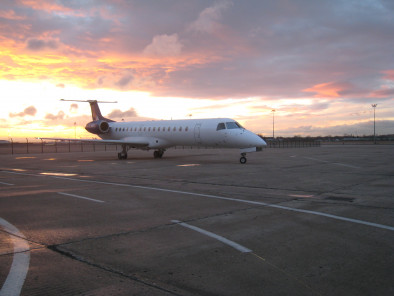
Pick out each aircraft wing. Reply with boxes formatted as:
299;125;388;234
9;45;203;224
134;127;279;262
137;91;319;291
38;137;150;148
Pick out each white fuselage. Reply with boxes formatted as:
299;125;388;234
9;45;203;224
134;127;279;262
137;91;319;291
99;118;266;150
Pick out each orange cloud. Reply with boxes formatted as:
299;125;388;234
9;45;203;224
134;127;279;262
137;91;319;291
303;82;345;98
19;0;74;14
0;10;25;20
382;70;394;81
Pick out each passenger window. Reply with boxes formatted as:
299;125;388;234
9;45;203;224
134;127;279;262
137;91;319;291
173;127;176;131
217;123;226;130
185;127;189;132
179;127;182;131
144;127;146;131
158;127;160;131
148;127;151;132
153;127;156;131
168;127;170;131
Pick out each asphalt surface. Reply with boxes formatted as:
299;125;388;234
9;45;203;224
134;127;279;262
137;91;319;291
0;145;393;296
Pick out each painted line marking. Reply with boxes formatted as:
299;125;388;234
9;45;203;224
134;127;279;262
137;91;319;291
172;220;251;253
0;218;30;296
2;170;393;231
303;157;360;169
289;194;314;198
0;181;14;186
57;192;105;203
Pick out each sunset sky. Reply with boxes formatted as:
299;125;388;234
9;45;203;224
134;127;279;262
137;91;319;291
1;0;393;140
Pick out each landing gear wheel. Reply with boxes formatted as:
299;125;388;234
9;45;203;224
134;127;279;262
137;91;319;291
154;149;165;159
118;152;127;160
240;156;247;164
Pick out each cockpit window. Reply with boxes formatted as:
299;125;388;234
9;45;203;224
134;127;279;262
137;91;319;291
226;121;243;129
216;123;226;131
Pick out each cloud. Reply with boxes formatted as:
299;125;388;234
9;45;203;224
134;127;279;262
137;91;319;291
278;120;394;137
107;108;138;119
45;111;65;120
382;70;394;81
9;106;37;117
303;82;352;98
115;75;133;88
188;0;232;33
70;104;78;113
143;34;183;56
26;38;58;51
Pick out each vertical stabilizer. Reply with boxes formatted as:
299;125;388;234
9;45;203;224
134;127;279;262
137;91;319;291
60;99;116;122
89;100;105;121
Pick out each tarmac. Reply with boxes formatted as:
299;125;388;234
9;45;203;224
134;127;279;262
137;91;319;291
0;145;393;296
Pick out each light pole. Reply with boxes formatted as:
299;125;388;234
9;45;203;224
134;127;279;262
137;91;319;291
74;122;76;139
371;104;377;144
271;109;276;139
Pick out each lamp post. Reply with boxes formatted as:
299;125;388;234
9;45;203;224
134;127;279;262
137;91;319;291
371;104;377;144
271;109;276;139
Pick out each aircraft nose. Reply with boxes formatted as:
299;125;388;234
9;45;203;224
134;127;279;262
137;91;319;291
246;131;267;147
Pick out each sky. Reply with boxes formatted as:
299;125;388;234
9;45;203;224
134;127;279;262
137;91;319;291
1;0;393;140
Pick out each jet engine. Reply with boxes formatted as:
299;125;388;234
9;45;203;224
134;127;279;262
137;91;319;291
85;120;110;134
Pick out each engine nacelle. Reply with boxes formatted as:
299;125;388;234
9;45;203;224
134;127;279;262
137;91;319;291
85;120;110;135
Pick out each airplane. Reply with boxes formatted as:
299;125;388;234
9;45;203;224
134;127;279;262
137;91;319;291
40;100;267;163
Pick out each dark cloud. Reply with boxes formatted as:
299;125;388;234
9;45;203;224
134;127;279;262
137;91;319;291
279;120;394;137
26;38;58;51
1;0;393;101
107;108;138;119
9;106;37;117
115;75;133;88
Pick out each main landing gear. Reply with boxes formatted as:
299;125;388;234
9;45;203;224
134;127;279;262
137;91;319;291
240;153;247;164
118;144;129;160
153;149;165;159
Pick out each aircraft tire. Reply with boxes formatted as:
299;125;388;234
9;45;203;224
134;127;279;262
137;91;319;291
118;152;127;160
240;156;247;164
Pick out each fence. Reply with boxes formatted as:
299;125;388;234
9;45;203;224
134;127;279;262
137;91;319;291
0;139;321;155
0;140;119;155
265;140;321;148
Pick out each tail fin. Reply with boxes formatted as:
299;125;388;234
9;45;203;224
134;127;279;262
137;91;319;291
60;99;116;122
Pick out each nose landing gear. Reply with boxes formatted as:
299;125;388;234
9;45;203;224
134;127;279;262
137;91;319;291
240;153;247;164
153;149;165;159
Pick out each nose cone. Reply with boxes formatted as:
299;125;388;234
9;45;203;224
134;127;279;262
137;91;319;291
251;133;267;147
243;130;267;147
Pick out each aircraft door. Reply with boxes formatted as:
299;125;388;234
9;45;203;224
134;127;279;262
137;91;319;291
194;123;202;145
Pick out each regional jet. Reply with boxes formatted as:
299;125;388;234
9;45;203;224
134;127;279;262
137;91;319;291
40;100;266;163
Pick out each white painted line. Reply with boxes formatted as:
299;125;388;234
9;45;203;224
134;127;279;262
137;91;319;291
2;170;393;231
332;162;361;169
57;192;104;203
289;194;314;198
0;181;14;186
0;218;30;296
172;220;252;253
303;157;328;163
303;157;360;169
